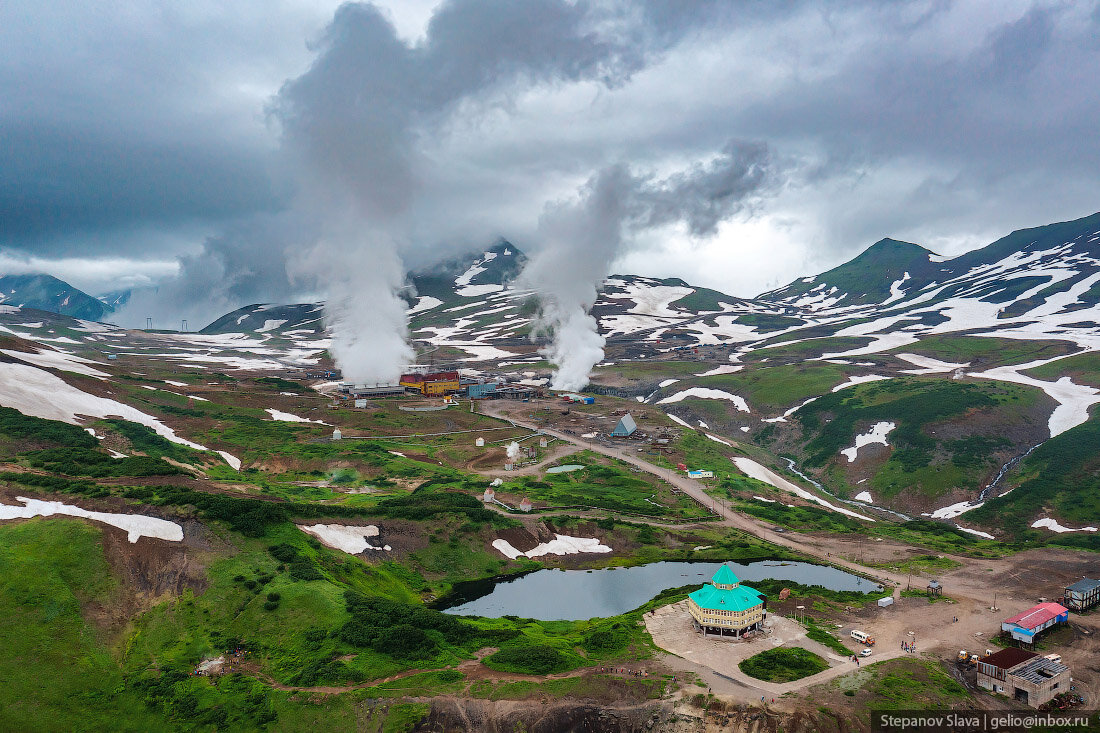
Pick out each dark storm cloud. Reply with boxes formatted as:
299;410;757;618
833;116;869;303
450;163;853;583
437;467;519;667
0;1;317;256
0;122;280;247
4;0;1100;319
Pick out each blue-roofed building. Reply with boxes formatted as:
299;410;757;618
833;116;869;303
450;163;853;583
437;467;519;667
687;564;767;638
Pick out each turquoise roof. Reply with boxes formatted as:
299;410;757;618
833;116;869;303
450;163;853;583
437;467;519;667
689;565;764;612
712;564;739;586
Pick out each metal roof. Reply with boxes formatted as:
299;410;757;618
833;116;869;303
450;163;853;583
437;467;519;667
689;581;764;613
1010;656;1070;684
613;413;637;436
1003;602;1068;630
712;564;739;586
1066;578;1100;593
980;647;1037;671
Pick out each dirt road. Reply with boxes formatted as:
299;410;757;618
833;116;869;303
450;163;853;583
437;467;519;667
480;401;902;587
480;399;1100;707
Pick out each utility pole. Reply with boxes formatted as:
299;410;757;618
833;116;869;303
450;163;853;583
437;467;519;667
181;319;188;332
146;317;153;329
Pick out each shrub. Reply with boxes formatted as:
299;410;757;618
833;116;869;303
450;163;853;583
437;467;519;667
486;645;570;675
289;562;323;581
739;647;828;682
0;407;97;447
267;592;281;602
263;601;279;611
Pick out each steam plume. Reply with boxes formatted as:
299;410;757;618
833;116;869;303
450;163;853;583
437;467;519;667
522;141;774;391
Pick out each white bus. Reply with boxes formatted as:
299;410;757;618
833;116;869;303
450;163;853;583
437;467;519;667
850;629;875;645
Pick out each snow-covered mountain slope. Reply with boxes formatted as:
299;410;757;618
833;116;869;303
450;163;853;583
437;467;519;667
0;274;113;321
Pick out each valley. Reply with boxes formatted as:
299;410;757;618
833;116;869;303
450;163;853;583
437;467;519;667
3;214;1100;730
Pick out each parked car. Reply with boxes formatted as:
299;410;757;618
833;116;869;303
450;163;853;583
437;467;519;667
859;648;873;657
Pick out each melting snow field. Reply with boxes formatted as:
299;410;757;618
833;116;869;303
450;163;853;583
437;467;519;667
0;348;111;378
1031;518;1098;533
299;523;390;553
895;353;970;375
926;500;983;519
731;456;874;521
695;364;744;377
217;451;242;470
0;496;183;542
265;408;329;424
854;491;874;503
840;421;896;462
666;413;692;428
0;362;207;450
955;526;994;540
971;358;1100;437
659;387;749;412
831;374;891;392
705;433;732;446
491;535;612;559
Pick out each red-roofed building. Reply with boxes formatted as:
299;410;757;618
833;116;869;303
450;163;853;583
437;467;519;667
1001;602;1069;643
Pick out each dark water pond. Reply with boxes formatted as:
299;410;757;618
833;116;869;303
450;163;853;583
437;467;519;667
438;560;879;621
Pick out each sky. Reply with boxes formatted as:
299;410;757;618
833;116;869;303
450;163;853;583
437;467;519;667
2;0;1099;328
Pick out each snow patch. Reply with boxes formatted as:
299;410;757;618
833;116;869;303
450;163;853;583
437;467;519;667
0;362;207;450
299;523;389;553
854;491;873;503
0;496;182;542
731;457;874;521
927;501;983;519
840;421;896;462
218;451;241;470
1031;517;1098;533
492;534;613;559
256;319;288;333
832;374;890;392
659;387;749;412
265;408;329;425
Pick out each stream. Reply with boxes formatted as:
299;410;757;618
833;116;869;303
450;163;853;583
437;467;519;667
781;457;912;521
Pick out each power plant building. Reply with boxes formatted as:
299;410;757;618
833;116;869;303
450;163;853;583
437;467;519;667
400;371;460;395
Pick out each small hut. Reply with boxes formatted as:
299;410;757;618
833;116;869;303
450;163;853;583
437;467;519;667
483;488;495;503
519;497;533;512
475;437;485;447
332;428;342;441
927;580;942;597
612;413;637;437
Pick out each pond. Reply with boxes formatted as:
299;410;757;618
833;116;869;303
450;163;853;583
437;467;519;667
545;464;584;474
438;560;879;621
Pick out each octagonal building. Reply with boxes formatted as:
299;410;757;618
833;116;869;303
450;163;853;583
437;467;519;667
687;564;767;639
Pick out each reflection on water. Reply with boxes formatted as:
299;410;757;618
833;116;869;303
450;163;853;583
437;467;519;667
438;560;879;621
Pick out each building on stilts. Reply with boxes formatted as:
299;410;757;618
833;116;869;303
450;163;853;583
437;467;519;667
687;564;766;639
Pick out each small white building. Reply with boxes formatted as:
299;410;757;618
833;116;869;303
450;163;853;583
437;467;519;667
332;428;342;441
475;437;485;447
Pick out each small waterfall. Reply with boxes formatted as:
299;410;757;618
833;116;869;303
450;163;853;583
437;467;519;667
978;443;1041;501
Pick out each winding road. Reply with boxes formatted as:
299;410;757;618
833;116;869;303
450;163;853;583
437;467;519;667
479;400;902;589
